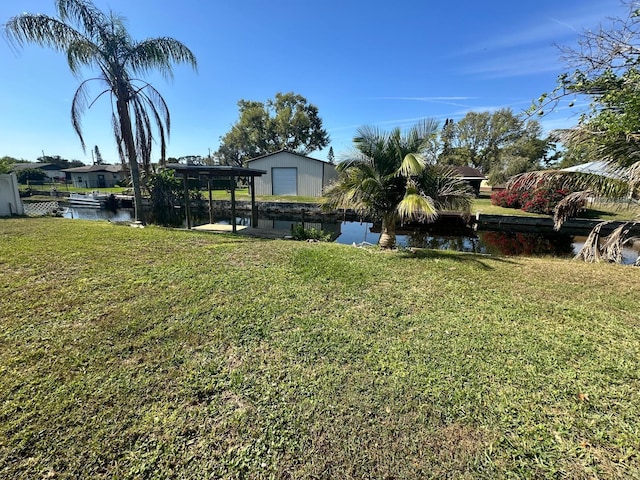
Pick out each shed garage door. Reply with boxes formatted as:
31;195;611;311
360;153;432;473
272;167;297;195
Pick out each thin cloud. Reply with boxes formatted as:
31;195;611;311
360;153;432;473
370;96;477;109
453;1;625;58
460;47;564;79
372;96;476;101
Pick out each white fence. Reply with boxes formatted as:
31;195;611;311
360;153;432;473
23;201;62;217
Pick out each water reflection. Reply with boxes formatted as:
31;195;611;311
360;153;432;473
478;231;574;258
61;207;638;263
63;207;135;222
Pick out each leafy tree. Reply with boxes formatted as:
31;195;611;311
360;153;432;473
0;156;20;174
216;92;329;166
16;168;47;184
488;120;551;185
5;0;197;222
323;120;474;249
147;169;184;226
524;1;640;260
37;155;84;169
438;109;548;183
531;1;640;173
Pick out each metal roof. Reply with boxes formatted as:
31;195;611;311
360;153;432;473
165;163;266;177
245;149;330;165
62;164;123;173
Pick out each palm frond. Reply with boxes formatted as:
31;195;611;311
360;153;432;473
575;221;611;262
56;0;108;34
4;14;84;52
397;190;437;223
66;38;99;73
70;79;104;151
397;153;425;178
600;223;634;263
553;190;593;230
129;38;198;79
111;111;125;164
420;165;474;214
510;169;630;200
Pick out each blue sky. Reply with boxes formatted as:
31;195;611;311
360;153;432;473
0;0;629;164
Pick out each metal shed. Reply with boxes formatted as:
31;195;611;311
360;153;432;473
246;150;337;197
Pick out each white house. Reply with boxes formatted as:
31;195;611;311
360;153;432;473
62;164;126;188
245;150;337;197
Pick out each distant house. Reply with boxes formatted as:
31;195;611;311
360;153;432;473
62;164;126;188
12;163;64;182
246;150;338;197
454;166;486;196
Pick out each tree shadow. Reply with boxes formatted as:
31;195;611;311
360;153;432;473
396;247;520;270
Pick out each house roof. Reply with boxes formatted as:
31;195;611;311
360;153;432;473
453;166;486;180
62;164;124;173
12;163;62;171
246;149;332;165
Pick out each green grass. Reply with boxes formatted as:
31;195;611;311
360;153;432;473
210;188;320;204
473;192;639;221
1;218;639;478
20;184;126;194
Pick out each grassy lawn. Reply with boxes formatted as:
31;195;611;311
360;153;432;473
210;189;320;204
473;192;639;221
1;218;639;478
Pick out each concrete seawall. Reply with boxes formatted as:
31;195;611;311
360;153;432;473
474;214;640;236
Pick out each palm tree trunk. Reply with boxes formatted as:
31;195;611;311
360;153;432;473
116;93;145;224
379;214;397;248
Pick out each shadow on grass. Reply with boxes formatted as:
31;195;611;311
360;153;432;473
580;208;616;219
397;247;519;270
579;208;638;220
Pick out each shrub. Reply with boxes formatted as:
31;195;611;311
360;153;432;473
491;181;571;215
290;224;332;242
521;184;570;215
16;168;47;184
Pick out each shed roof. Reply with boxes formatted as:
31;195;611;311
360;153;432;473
246;149;331;165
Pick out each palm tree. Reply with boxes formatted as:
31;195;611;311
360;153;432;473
4;0;197;222
324;120;474;248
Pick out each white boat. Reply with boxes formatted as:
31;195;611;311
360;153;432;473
68;191;109;208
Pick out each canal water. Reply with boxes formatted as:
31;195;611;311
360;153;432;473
62;207;639;264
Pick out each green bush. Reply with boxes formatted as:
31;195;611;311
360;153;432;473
290;224;332;241
16;168;47;184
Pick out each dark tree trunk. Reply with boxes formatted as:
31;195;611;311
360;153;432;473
116;90;145;224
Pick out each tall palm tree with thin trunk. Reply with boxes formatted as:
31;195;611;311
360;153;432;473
324;120;474;248
4;0;197;222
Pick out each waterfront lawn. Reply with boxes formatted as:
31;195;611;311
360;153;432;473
1;218;639;479
472;192;639;221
